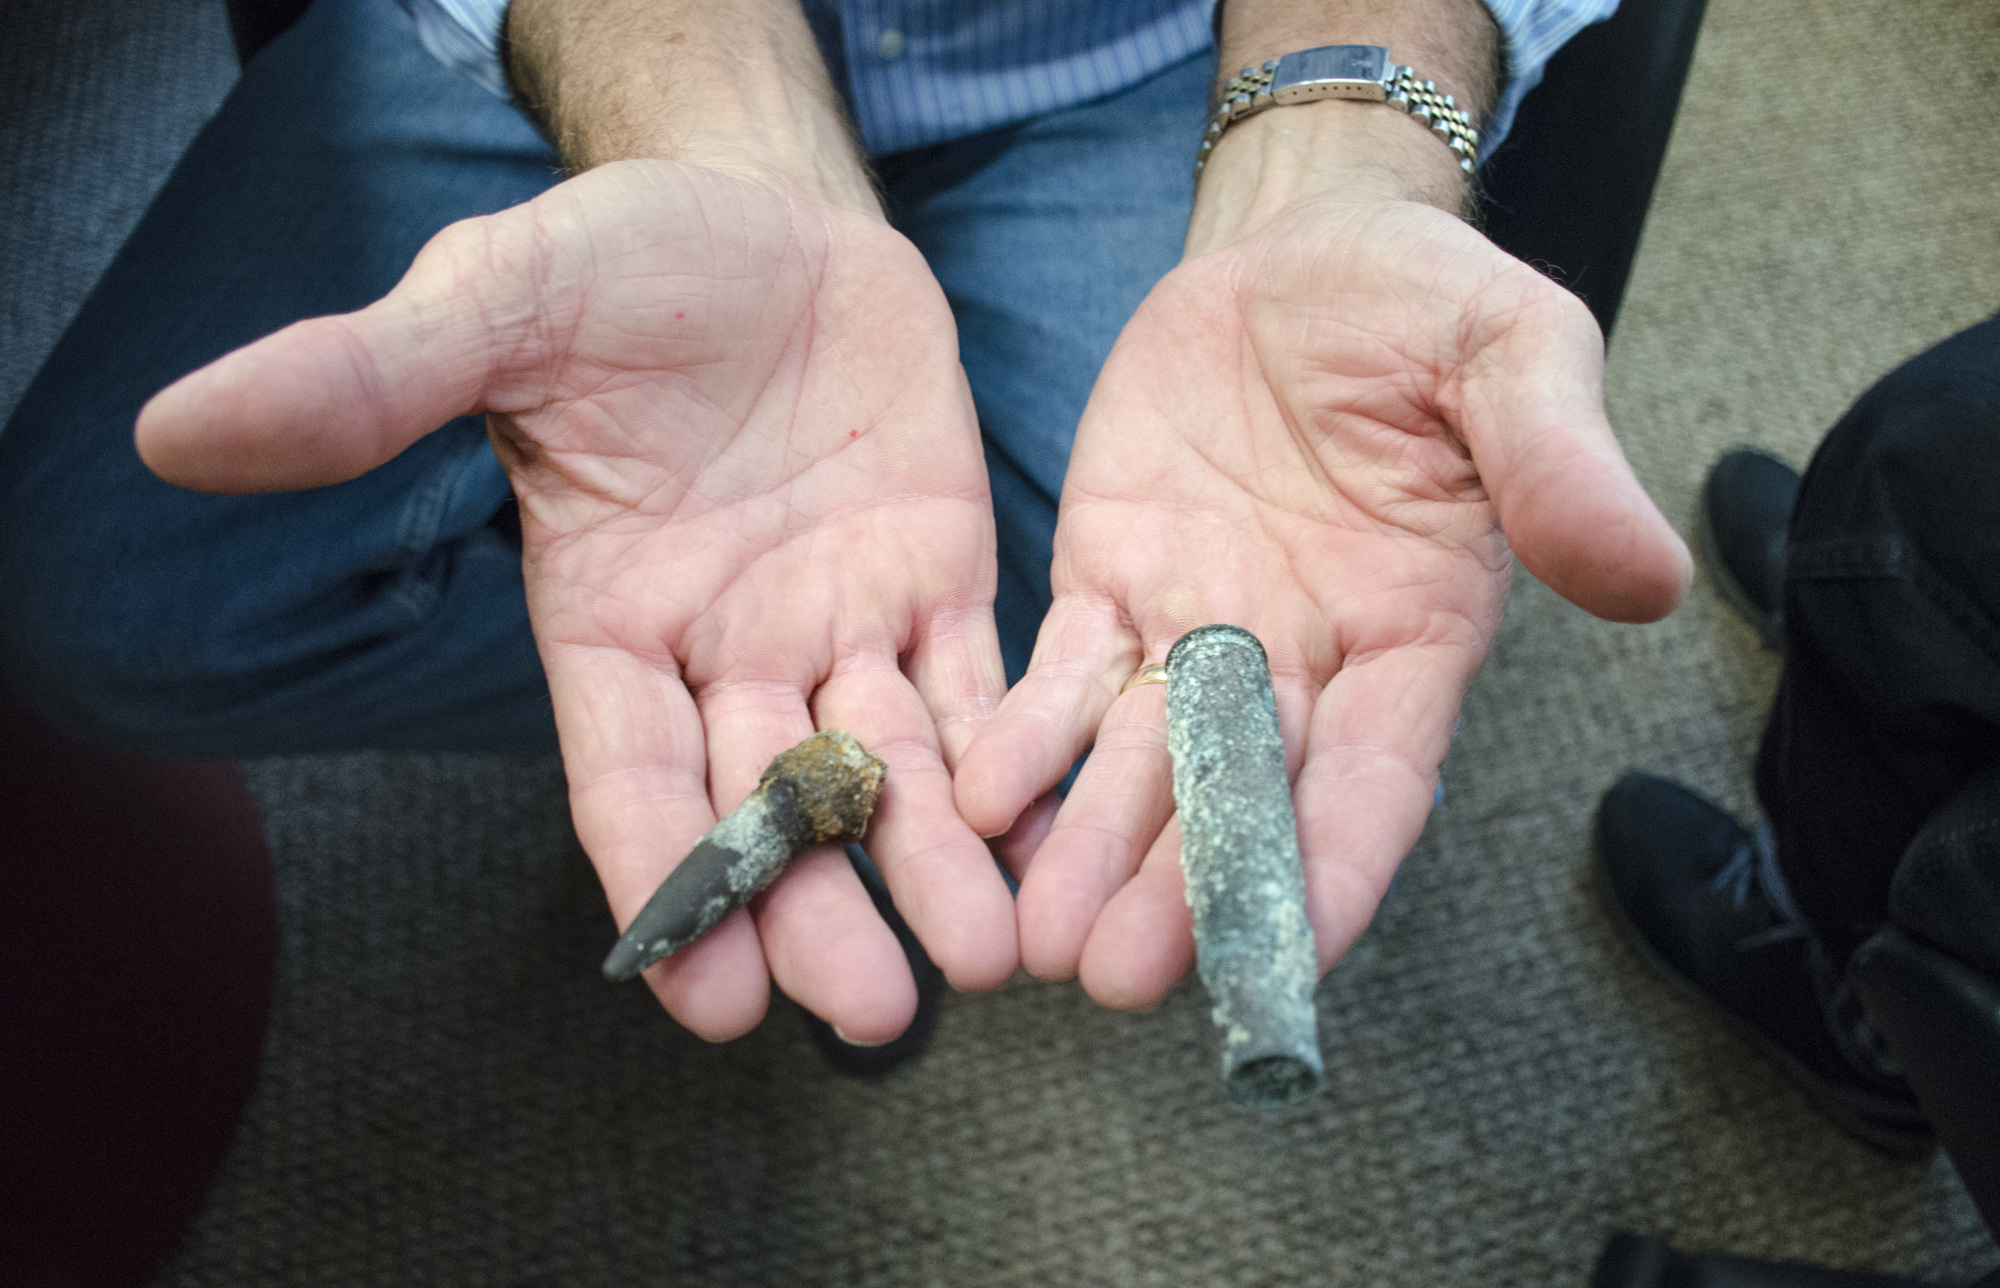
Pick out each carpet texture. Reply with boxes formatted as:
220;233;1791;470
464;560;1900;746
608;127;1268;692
2;0;1996;1283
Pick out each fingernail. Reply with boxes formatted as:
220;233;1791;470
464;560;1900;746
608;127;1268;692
831;1024;890;1049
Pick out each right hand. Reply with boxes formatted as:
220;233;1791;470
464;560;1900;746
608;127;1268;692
137;161;1019;1042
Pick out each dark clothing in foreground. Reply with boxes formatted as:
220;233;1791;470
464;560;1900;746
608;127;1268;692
1756;315;2000;966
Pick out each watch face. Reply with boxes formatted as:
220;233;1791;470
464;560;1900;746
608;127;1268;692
1279;44;1392;90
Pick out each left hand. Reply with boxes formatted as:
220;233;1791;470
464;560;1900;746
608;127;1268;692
955;188;1690;1008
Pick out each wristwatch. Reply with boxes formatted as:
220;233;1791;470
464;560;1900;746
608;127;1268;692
1193;44;1479;179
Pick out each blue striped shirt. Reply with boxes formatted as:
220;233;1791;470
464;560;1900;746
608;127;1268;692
398;0;1617;161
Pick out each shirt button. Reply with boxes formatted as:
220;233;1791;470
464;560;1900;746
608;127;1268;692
877;28;905;59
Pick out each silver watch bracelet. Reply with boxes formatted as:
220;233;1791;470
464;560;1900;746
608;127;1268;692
1194;45;1479;180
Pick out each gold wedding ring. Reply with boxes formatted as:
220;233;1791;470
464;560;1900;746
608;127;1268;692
1120;663;1169;694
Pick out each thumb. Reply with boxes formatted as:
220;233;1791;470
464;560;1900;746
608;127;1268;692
1450;277;1691;624
135;220;505;494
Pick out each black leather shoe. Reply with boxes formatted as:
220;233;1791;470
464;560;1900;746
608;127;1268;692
800;845;944;1078
1594;773;1932;1155
1697;448;1799;647
1591;1232;1942;1287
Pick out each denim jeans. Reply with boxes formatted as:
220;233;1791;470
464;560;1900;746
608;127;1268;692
0;0;1211;755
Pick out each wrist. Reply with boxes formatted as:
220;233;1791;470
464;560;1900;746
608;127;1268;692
1190;1;1497;256
1184;98;1472;257
507;0;880;217
648;115;881;218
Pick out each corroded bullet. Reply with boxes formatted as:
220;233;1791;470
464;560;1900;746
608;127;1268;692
602;729;887;983
1166;625;1323;1109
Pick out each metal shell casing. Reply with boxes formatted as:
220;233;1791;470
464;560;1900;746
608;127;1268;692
1165;625;1324;1109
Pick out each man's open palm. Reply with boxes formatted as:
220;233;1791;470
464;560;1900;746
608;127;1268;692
139;162;1017;1042
956;198;1689;1008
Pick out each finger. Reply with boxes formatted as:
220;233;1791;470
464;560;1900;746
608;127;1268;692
1014;682;1175;981
696;676;821;815
135;217;512;493
754;847;917;1045
990;791;1060;885
952;593;1142;839
1448;270;1691;623
695;677;917;1041
907;600;1008;773
815;656;1019;993
1292;638;1483;972
1075;813;1195;1011
547;642;772;1041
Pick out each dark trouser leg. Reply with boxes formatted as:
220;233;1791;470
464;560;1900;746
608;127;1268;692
0;0;562;756
1755;315;2000;967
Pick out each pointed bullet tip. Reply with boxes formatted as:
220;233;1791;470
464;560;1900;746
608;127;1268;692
602;938;645;983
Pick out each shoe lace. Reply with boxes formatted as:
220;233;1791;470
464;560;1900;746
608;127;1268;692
1710;819;1906;1082
1710;820;1808;951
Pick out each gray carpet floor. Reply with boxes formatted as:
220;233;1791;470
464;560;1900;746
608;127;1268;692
4;0;1997;1282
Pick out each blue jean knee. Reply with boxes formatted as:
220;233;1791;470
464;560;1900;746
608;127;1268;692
879;49;1213;681
0;0;561;755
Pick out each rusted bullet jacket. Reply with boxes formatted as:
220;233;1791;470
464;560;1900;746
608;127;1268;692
1166;625;1324;1109
602;729;887;983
